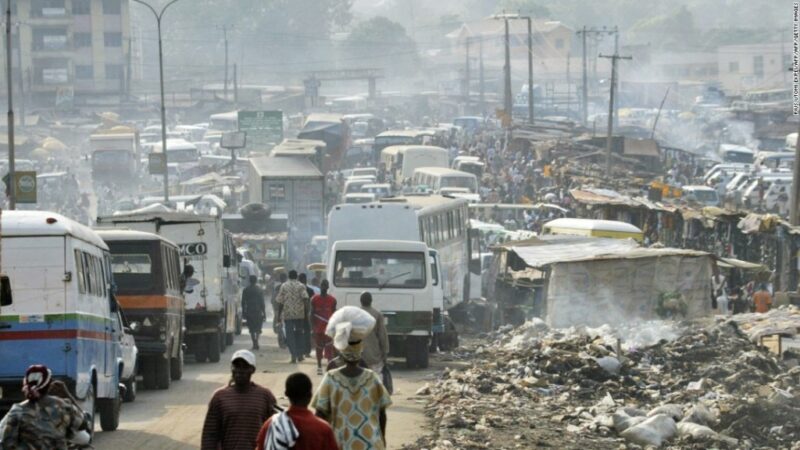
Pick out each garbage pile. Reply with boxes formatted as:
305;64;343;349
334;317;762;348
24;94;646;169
406;314;800;450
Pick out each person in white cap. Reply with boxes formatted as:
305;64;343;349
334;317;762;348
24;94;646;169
201;350;277;450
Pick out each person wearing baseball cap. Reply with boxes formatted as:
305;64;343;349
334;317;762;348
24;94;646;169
201;350;277;450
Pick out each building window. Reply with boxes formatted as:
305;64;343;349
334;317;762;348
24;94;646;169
74;32;91;48
104;32;122;47
754;55;764;78
75;65;93;79
32;0;66;17
72;0;90;14
729;61;739;73
555;38;564;49
102;0;121;14
33;29;68;51
105;64;123;80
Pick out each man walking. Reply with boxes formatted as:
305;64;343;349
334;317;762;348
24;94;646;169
242;275;266;350
255;373;338;450
753;283;773;313
201;350;276;450
275;270;310;363
360;292;390;376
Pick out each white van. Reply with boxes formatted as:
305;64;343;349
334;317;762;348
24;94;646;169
682;185;720;207
328;239;440;368
412;167;479;194
717;144;755;164
0;211;123;431
381;146;449;183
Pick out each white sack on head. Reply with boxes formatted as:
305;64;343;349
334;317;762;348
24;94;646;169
326;306;376;350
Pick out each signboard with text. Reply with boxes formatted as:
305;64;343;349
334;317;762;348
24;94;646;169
237;110;283;152
15;172;36;204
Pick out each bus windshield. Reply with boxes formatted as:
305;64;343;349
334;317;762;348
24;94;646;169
441;176;477;192
334;250;426;289
111;253;154;291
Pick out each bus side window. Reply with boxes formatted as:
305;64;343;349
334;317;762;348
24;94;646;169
74;250;86;294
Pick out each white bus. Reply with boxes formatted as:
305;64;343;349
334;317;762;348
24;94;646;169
328;240;439;368
381;145;449;183
327;195;476;307
0;211;124;431
153;138;200;165
412;167;479;194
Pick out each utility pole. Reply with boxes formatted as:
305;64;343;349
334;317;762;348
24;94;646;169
526;16;533;124
791;118;800;225
221;24;229;101
566;52;571;116
233;63;238;104
503;17;512;125
577;27;615;126
479;37;485;116
464;37;470;111
613;26;620;129
580;26;588;125
5;0;14;209
14;23;23;128
599;52;631;180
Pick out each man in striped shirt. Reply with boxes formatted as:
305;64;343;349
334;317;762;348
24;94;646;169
201;350;277;450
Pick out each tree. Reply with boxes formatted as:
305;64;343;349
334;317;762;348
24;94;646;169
344;16;418;73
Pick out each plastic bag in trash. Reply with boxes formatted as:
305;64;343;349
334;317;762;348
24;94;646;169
620;414;677;447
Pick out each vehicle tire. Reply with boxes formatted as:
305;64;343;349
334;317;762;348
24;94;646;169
417;338;430;369
123;375;137;402
170;347;183;381
155;356;171;390
82;383;96;438
194;336;209;363
208;332;221;363
141;357;157;390
98;392;121;431
225;332;234;346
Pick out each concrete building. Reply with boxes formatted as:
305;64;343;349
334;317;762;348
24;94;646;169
717;42;791;94
2;0;131;109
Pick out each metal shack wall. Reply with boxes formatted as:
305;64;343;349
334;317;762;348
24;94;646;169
545;255;712;328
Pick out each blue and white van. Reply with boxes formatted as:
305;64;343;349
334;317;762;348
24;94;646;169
0;211;122;432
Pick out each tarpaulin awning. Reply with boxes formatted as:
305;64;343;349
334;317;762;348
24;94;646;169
502;236;640;269
717;257;767;271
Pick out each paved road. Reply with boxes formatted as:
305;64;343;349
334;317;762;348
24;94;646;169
93;326;440;449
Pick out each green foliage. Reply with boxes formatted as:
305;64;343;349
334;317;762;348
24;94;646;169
344;16;417;73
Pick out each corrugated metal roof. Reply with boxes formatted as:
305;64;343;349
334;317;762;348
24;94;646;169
504;236;708;268
249;155;323;178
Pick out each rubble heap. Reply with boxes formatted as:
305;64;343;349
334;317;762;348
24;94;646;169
406;314;800;450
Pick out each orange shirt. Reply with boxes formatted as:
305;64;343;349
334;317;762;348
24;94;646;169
753;291;772;313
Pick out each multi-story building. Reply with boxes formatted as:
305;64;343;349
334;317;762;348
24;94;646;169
2;0;131;109
717;42;791;94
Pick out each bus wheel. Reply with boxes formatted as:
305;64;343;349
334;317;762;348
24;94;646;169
208;332;222;363
170;347;183;381
98;392;121;431
405;337;430;369
155;356;171;390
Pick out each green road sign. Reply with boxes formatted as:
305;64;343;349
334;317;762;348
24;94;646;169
148;153;166;175
237;110;283;152
15;171;37;204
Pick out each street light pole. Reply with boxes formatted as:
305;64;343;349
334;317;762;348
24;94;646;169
5;0;14;210
526;16;533;125
133;0;181;204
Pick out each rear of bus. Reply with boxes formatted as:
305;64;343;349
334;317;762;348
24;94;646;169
102;232;183;387
327;240;433;368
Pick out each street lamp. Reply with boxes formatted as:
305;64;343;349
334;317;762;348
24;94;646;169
133;0;181;204
493;13;534;125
